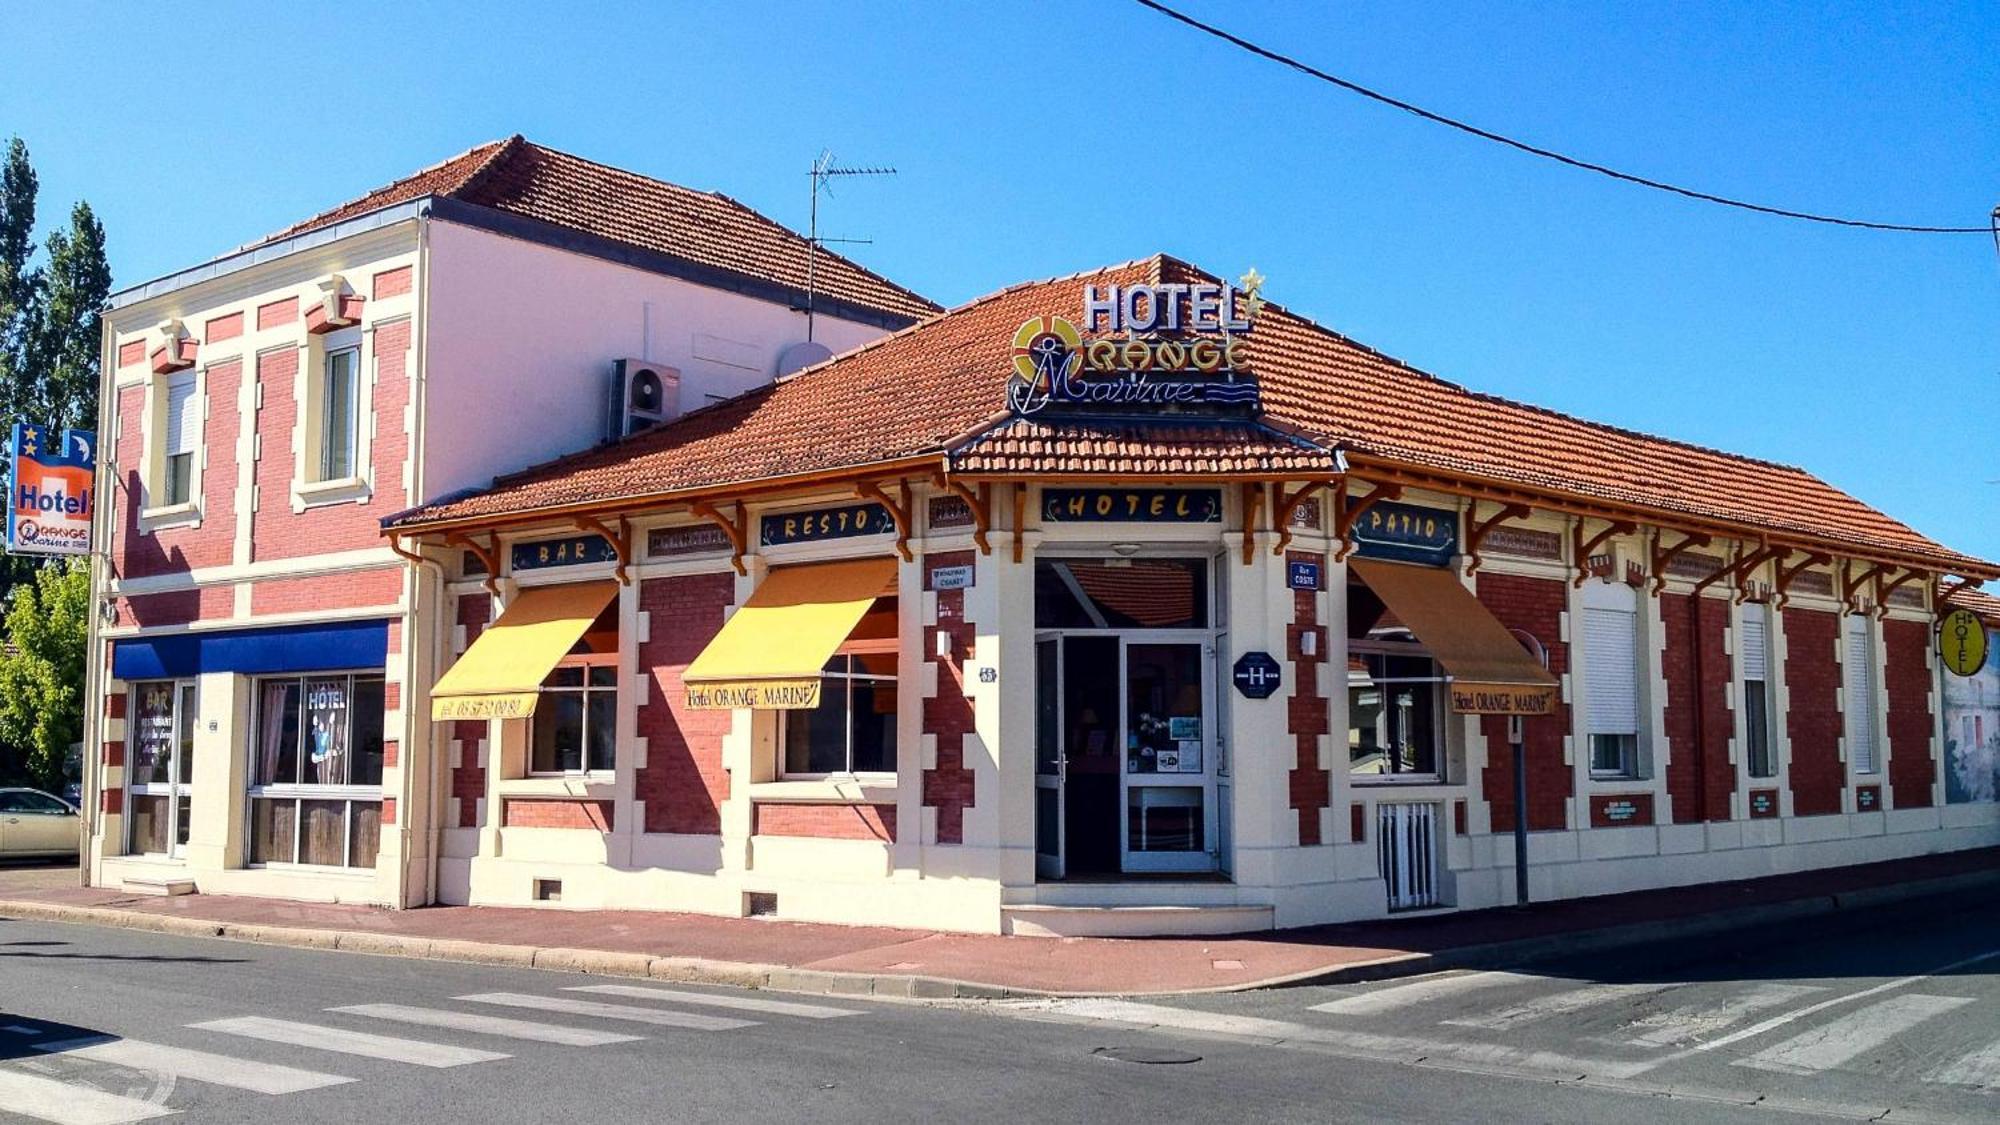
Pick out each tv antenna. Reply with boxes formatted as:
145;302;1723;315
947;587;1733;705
805;150;896;341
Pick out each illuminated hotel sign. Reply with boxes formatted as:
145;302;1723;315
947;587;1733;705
7;424;94;557
1007;272;1265;417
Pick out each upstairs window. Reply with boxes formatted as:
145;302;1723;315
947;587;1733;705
162;371;197;506
1583;582;1641;779
1740;604;1776;779
1845;614;1878;775
318;346;360;482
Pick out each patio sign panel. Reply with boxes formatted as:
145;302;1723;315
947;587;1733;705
7;424;94;556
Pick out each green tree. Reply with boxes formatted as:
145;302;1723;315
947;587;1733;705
0;136;39;422
0;558;88;789
32;201;109;431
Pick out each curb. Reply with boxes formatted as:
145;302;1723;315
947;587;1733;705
4;865;1995;1000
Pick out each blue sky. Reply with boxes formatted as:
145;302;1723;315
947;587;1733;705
6;1;1996;565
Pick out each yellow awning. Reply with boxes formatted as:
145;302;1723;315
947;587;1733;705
682;558;897;710
430;581;619;720
1349;558;1559;716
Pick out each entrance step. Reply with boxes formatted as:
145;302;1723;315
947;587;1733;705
1002;903;1274;938
120;875;197;897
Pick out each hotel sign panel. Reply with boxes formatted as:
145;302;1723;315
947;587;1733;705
1042;488;1222;523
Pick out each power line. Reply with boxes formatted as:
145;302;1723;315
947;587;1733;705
1133;0;1993;235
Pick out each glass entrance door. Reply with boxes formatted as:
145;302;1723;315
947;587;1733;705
1034;636;1063;879
128;681;195;858
1121;640;1216;873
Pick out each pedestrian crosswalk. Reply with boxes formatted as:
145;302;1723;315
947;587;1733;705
0;982;877;1125
1008;960;2000;1112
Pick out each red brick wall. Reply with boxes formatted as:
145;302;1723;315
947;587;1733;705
1660;593;1735;823
256;297;297;331
373;266;412;300
503;799;614;830
450;593;491;828
117;339;146;369
115;361;239;582
250;567;402;616
1883;618;1935;808
115;586;233;629
205;312;243;343
753;802;896;841
1287;550;1329;844
1476;573;1572;832
250;322;411;562
1783;607;1844;816
636;573;734;834
923;551;976;844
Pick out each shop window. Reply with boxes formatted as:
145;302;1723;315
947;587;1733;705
1346;576;1445;782
128;680;196;856
1741;604;1776;779
781;597;898;778
531;602;620;775
248;674;385;868
160;371;197;507
1845;614;1878;775
1582;582;1641;779
318;346;360;482
1034;558;1208;629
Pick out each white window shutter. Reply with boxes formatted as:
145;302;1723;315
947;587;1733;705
1845;615;1876;773
1739;605;1769;681
164;373;197;455
1584;605;1639;735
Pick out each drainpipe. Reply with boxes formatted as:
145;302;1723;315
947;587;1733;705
411;205;444;910
79;314;118;887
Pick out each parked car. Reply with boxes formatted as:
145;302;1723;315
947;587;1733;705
60;782;81;808
0;788;81;857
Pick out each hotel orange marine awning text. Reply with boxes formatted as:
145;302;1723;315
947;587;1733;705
682;558;898;710
1348;558;1558;715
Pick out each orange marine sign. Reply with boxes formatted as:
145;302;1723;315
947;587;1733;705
1449;681;1559;716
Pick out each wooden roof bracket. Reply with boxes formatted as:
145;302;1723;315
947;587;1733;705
935;475;992;555
1842;560;1889;612
1012;485;1028;564
1572;519;1638;587
1692;541;1776;599
387;532;441;577
1269;480;1326;557
574;515;632;585
1775;551;1831;609
1240;482;1265;566
1333;480;1403;563
1465;501;1532;575
1649;530;1712;592
1873;569;1925;618
856;479;914;562
1937;576;1974;611
446;530;502;596
689;499;748;576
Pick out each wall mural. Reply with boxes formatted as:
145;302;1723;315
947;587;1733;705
1943;625;2000;804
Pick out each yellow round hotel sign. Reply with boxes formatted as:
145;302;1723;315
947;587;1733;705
1939;608;1988;677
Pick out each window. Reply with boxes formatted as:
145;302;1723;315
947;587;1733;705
162;372;197;506
783;652;898;776
1346;575;1445;782
1741;604;1775;779
1583;582;1641;779
128;680;195;855
319;346;360;481
533;658;617;774
1035;558;1208;629
1845;614;1878;775
248;674;384;867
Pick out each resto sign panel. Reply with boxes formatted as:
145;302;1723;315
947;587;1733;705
1449;681;1558;716
760;502;894;548
1349;501;1459;568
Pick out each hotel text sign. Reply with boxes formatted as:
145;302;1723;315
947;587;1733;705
1007;274;1265;417
760;502;894;547
685;679;821;711
1042;488;1222;523
8;424;94;556
1448;681;1558;716
1349;501;1459;568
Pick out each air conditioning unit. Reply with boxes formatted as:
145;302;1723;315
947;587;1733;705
607;358;680;441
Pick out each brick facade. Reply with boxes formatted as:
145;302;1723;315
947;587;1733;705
1286;550;1330;845
1660;593;1735;823
450;592;491;828
635;573;734;835
921;551;977;845
1883;617;1935;808
250;567;402;616
503;798;614;831
1475;572;1572;832
753;802;896;842
1783;607;1844;816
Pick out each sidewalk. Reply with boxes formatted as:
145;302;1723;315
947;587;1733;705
3;847;1994;998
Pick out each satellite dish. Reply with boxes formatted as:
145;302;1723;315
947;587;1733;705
776;341;834;378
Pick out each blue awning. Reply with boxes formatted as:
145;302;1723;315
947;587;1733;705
112;619;390;681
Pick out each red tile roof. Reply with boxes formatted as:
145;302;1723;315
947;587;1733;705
387;255;1994;576
254;136;938;323
1946;586;2000;624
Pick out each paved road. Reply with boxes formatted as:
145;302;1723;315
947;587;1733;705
0;890;1993;1123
